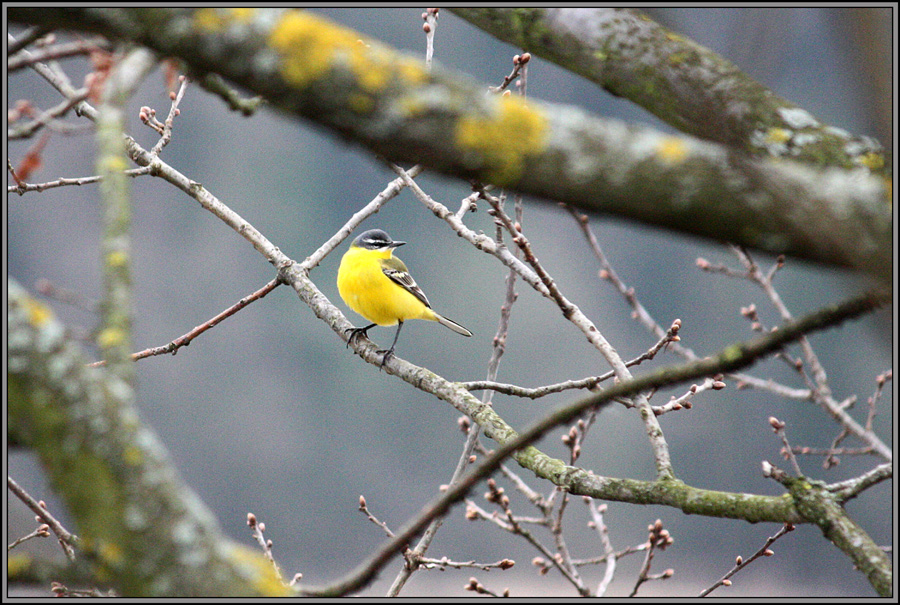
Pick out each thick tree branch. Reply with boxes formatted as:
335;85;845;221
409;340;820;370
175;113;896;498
8;7;892;283
778;474;892;596
7;279;291;597
449;8;890;175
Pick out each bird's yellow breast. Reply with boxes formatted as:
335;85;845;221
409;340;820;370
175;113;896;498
337;247;434;326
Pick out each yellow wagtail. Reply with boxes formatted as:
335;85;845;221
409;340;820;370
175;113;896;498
337;229;472;367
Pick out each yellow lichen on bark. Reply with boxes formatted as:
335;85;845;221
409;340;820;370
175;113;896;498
268;10;427;93
24;297;53;327
193;8;257;31
656;136;688;164
455;96;549;185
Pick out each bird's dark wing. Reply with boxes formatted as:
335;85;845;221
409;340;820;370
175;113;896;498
381;256;432;308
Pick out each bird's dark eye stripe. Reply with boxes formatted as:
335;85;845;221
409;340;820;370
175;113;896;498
354;229;393;248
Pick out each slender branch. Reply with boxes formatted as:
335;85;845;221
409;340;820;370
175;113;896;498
481;187;674;480
358;496;395;539
586;501;616;596
7;476;77;560
7;25;49;55
246;513;285;583
302;165;424;272
8;524;51;551
734;246;831;396
8;90;91;139
8;37;112;71
827;463;893;503
463;321;683;400
768;417;804;477
8;167;151;195
195;72;265;116
89;278;282;367
417;556;513;572
462;375;608;399
699;523;794;596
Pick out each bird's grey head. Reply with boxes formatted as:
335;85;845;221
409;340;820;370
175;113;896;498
354;229;405;250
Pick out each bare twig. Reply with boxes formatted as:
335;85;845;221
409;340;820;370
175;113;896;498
247;513;285;583
7;476;77;560
865;370;891;433
7;523;51;551
699;523;794;597
89;278;282;367
488;51;531;94
147;74;189;156
586;500;616;596
549;488;584;591
421;8;438;69
482;188;674;480
630;519;674;597
8;90;92;139
7;25;49;55
8;37;112;71
464;321;684;401
768;416;803;476
358;496;396;539
303;165;424;272
418;555;514;572
827;462;893;503
8;167;151;195
464;576;509;597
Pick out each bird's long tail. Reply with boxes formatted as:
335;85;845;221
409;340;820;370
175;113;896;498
434;313;472;337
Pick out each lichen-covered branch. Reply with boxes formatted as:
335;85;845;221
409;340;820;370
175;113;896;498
782;475;892;597
7;279;292;597
449;8;890;176
7;7;892;283
94;48;154;382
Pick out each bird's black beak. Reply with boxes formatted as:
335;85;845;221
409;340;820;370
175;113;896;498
390;240;406;248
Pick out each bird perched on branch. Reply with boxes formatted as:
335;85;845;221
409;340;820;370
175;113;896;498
337;229;471;367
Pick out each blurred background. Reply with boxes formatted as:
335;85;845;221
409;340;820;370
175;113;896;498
7;8;893;597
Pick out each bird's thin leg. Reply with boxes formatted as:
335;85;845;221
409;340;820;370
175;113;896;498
345;323;377;348
378;321;403;368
